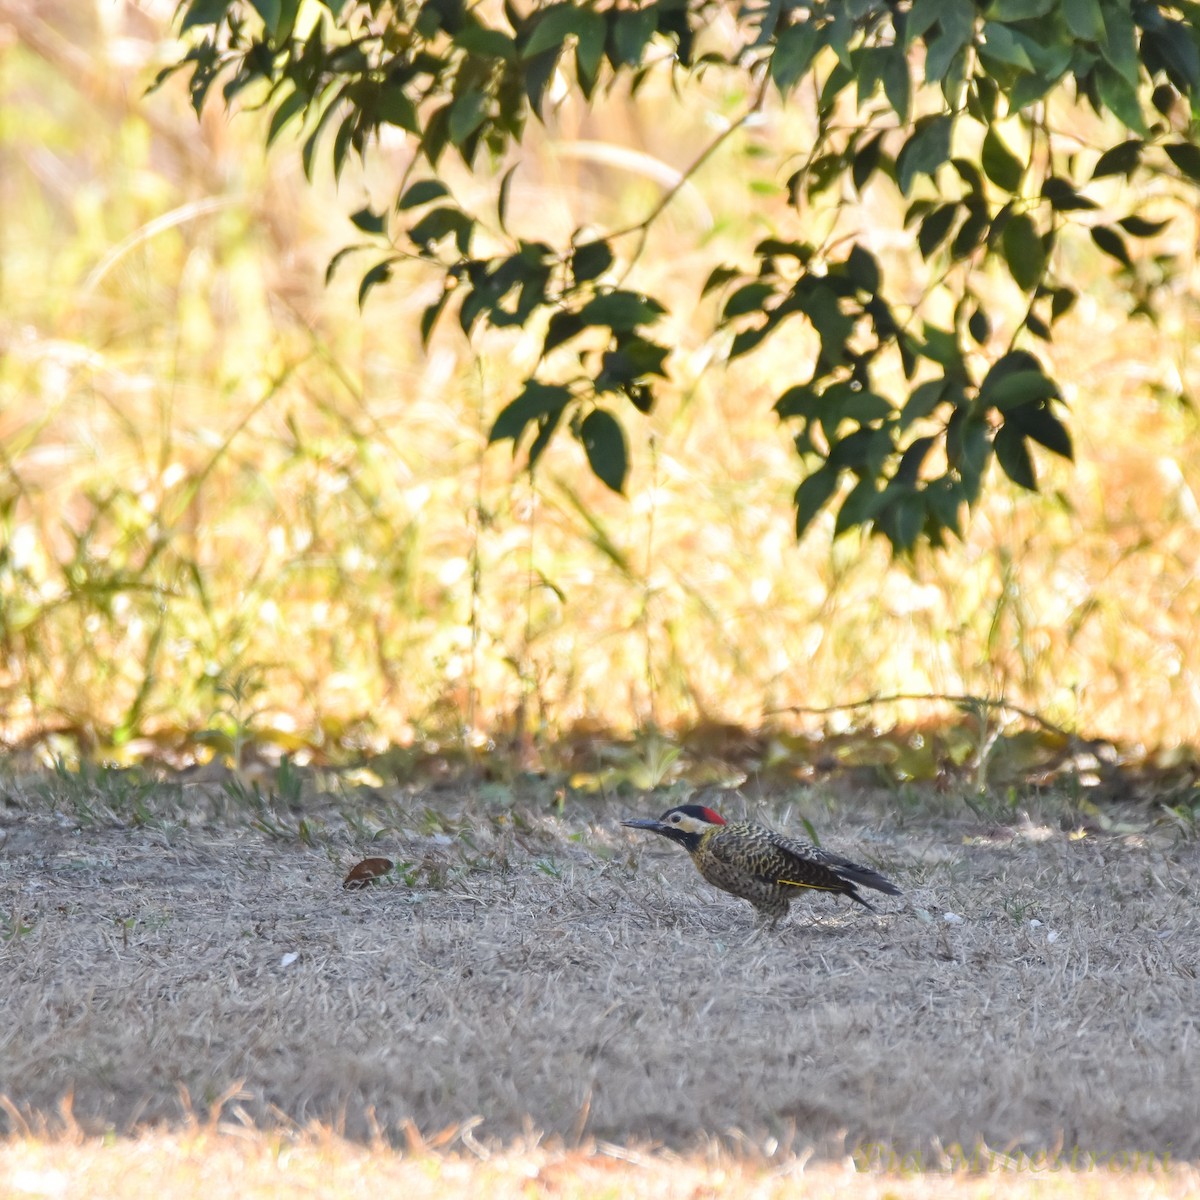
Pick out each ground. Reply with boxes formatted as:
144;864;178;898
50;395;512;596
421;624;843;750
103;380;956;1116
1;768;1198;1195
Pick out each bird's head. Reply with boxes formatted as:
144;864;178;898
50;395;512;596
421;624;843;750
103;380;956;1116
622;803;726;851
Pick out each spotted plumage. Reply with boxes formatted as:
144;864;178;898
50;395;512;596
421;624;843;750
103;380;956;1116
622;804;900;924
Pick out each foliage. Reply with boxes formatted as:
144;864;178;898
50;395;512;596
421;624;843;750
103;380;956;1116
161;0;1200;549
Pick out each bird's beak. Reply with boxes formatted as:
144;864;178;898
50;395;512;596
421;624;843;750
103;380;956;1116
622;817;666;832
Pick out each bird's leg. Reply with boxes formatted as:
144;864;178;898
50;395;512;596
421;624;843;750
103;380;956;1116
744;907;783;944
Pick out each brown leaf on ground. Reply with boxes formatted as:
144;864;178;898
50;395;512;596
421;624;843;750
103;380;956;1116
343;857;394;889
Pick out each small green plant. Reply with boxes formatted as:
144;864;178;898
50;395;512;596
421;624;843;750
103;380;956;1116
199;669;268;770
1003;896;1035;923
1;909;35;942
34;759;175;827
1159;793;1200;840
274;755;304;809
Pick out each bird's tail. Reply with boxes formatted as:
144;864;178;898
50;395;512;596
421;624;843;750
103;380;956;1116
832;858;902;902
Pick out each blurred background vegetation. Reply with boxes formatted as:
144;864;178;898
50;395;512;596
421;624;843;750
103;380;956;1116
3;0;1200;777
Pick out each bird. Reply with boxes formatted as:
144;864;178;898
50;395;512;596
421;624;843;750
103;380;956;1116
622;803;900;925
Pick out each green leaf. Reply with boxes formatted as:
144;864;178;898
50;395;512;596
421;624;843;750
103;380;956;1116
926;477;965;539
332;114;356;179
301;90;343;179
793;466;839;539
1007;402;1073;460
1117;215;1169;238
981;125;1024;192
1050;286;1077;323
950;201;989;259
527;406;565;467
988;0;1054;18
947;408;991;483
797;284;854;364
572;239;613;283
357;260;393;308
839;389;893;424
702;264;741;297
852;133;886;193
1099;2;1138;85
523;4;587;58
180;0;232;31
921;0;975;83
596;339;669;389
573;8;607;86
978;22;1035;72
918;203;958;259
880;490;926;551
249;0;282;29
1164;141;1200;183
612;7;657;66
1090;225;1131;267
980;368;1059;411
1001;213;1045;291
994;424;1037;490
722;281;775;320
350;205;387;235
408;206;474;253
1040;176;1097;211
420;289;451;346
497;163;518;233
399;179;451;210
579;408;628;493
266;87;307;146
755;238;813;263
846;244;881;293
1063;0;1104;40
454;23;516;60
544;310;585;354
489;380;573;444
834;476;883;535
895;114;953;195
577;290;663;330
881;45;911;123
448;89;487;144
952;157;984;195
378;86;419;132
1091;139;1142;180
900;378;948;427
1144;23;1200;93
895;435;937;486
968;307;989;345
774;384;820;420
920;323;962;369
1093;63;1146;133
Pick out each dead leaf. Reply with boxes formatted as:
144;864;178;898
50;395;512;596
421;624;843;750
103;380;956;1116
343;857;394;889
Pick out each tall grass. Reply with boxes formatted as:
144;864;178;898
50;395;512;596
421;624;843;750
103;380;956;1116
2;2;1199;762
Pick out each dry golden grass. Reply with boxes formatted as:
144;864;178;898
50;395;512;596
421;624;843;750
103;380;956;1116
3;4;1200;758
3;1127;1198;1200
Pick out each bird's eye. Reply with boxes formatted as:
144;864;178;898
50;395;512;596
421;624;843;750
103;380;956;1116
670;813;680;823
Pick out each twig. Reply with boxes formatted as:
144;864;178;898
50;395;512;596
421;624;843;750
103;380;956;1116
764;692;1080;741
612;66;772;277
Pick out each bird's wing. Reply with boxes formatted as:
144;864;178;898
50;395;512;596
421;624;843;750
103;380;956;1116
763;828;821;863
766;829;901;894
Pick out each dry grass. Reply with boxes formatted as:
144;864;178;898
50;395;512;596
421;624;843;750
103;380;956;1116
2;771;1197;1177
3;1128;1197;1200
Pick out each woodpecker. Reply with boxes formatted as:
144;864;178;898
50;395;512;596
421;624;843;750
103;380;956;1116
622;804;900;923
